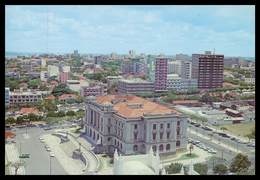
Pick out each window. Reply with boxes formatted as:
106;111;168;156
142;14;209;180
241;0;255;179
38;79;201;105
114;139;116;145
133;145;138;152
134;133;137;140
160;133;163;140
134;124;137;129
153;133;156;140
177;121;180;125
153;124;156;129
108;127;110;133
166;144;170;151
176;140;180;147
167;123;170;128
167;132;170;139
152;145;157;152
159;144;163;151
120;143;122;149
160;123;163;129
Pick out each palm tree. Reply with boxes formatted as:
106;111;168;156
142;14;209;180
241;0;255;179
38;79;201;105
208;133;214;141
189;144;194;156
6;160;27;175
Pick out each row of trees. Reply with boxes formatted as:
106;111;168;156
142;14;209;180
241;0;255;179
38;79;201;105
5;113;43;126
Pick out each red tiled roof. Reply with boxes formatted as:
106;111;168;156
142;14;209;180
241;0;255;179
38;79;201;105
45;94;56;101
20;107;39;115
176;95;185;98
50;81;58;83
79;77;86;80
59;94;78;99
222;82;235;87
41;81;48;84
226;92;238;96
19;83;27;85
172;100;200;104
96;95;182;117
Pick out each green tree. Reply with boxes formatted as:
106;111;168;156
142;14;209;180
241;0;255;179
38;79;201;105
229;153;251;173
5;117;15;125
6;160;27;175
57;110;66;117
28;113;38;124
213;164;228;175
16;116;24;125
66;110;75;116
103;146;110;155
244;134;255;142
205;156;225;168
165;162;187;174
9;81;20;91
27;80;40;89
194;163;208;175
189;143;194;155
75;96;86;107
67;99;74;104
208;133;214;141
46;111;57;117
39;84;48;91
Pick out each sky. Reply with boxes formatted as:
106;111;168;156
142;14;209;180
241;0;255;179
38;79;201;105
5;5;255;57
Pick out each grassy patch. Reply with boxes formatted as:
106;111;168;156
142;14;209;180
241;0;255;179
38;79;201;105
97;156;103;171
173;153;199;161
5;165;9;175
107;158;114;167
220;121;255;137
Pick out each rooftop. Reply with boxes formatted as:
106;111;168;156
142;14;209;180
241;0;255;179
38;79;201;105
96;95;182;117
45;94;56;101
59;94;78;99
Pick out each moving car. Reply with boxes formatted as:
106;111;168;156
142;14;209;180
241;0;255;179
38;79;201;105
208;149;217;154
19;153;30;158
49;152;55;157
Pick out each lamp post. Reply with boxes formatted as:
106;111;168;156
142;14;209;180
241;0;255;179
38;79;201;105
24;118;29;136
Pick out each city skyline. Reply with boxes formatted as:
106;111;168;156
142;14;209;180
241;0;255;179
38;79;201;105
5;5;255;57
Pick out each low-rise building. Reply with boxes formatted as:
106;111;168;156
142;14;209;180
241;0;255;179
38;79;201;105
172;100;200;107
83;95;188;156
181;79;198;91
5;87;9;106
118;78;154;95
81;81;107;97
59;94;79;103
166;74;181;91
9;89;42;106
107;76;122;87
20;106;39;116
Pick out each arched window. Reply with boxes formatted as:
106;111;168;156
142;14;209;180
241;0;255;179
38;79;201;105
133;145;138;152
166;144;170;151
152;145;157;152
159;144;164;151
114;139;116;145
176;140;180;147
120;143;122;149
93;131;95;140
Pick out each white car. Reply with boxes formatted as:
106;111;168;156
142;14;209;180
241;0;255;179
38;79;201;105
39;137;44;140
41;139;45;143
208;149;217;154
46;147;51;151
49;152;55;157
199;145;206;149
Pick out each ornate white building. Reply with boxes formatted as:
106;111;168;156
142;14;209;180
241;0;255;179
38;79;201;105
83;95;188;155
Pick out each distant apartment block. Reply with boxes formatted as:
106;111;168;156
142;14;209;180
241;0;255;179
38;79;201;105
94;56;102;66
5;72;20;78
121;62;147;74
59;71;69;83
193;51;224;89
9;89;42;106
155;57;168;92
21;64;32;71
129;50;136;58
181;79;198;91
81;81;107;97
241;77;255;84
176;53;188;61
166;74;181;91
5;87;9;106
167;60;182;74
74;50;78;57
40;71;50;82
111;52;117;59
107;76;123;87
224;57;239;67
118;78;155;95
181;61;192;79
48;65;59;77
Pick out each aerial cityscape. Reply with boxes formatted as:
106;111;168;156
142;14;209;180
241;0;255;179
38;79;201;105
5;5;255;175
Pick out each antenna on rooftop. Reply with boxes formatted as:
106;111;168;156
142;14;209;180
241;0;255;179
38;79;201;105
213;48;215;54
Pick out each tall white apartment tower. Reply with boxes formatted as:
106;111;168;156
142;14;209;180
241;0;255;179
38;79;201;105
181;61;192;79
129;50;136;58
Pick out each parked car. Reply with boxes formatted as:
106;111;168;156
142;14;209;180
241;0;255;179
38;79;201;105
31;124;37;127
222;134;231;138
41;139;45;143
247;143;255;147
204;127;212;131
45;144;49;148
238;140;247;144
208;149;217;154
218;132;226;136
46;147;51;151
200;145;206;149
12;139;16;143
39;137;44;140
194;124;201;127
49;152;55;157
187;139;194;143
196;143;204;148
204;147;212;151
44;127;51;130
19;153;30;158
235;139;240;142
213;131;219;134
190;122;195;125
231;137;236;140
193;141;200;145
69;124;77;128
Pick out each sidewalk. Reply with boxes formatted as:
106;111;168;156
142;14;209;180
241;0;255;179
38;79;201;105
5;143;26;175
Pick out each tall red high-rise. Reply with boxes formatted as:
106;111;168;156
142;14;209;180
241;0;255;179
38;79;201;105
60;71;69;83
155;57;168;92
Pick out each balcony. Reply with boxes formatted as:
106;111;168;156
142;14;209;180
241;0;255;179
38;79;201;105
159;128;164;133
107;122;112;127
152;129;157;134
